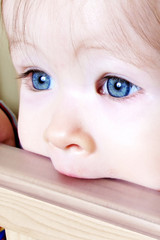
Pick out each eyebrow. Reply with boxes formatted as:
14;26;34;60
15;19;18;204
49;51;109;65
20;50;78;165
73;38;160;69
9;39;36;51
9;39;131;65
9;38;156;69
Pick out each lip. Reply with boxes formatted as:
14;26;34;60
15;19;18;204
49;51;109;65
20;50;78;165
50;158;80;178
57;169;80;178
49;151;86;178
47;142;95;179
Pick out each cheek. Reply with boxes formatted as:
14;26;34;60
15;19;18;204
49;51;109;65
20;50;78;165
112;108;160;187
18;98;51;156
93;100;159;168
18;85;56;155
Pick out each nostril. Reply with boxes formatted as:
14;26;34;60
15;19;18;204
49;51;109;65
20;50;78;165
45;124;96;154
66;144;82;151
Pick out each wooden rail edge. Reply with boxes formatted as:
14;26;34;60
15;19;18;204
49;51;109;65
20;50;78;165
0;144;160;240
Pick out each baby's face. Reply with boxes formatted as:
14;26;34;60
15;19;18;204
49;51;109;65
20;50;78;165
3;0;160;189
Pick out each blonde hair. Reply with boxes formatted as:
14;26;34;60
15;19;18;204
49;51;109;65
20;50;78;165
122;0;160;52
1;0;160;68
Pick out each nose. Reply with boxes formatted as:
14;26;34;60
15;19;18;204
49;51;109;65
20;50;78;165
44;113;96;154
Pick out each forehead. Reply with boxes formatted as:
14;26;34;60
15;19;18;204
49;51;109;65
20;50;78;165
3;0;160;67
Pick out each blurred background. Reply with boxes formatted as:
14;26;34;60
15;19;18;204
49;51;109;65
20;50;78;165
0;4;19;115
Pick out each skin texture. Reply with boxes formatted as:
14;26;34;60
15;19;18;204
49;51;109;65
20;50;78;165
3;0;160;189
0;109;15;146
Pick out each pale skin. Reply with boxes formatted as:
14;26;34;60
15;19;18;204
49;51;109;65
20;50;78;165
3;0;160;189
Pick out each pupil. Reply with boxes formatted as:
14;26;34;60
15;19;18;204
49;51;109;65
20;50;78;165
115;81;122;90
39;76;46;84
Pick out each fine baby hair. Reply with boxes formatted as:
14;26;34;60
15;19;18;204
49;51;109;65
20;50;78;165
2;0;160;190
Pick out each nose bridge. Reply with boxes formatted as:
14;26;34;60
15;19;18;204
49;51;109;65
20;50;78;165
44;93;96;154
47;91;86;139
52;91;82;126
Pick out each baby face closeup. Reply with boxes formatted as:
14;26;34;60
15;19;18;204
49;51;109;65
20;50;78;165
3;0;160;189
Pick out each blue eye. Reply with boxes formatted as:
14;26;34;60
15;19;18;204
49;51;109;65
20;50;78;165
32;71;52;90
100;76;140;98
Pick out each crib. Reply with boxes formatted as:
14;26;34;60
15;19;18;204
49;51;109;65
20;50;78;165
0;144;159;240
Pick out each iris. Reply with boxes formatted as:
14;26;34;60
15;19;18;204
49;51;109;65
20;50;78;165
32;71;52;90
107;77;134;98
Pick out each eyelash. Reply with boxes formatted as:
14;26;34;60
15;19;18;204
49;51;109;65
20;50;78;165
18;69;142;100
18;69;40;79
18;69;53;91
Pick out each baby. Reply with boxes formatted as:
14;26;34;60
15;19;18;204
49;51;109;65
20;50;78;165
2;0;160;190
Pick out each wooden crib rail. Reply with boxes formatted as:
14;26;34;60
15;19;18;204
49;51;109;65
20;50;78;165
0;144;160;240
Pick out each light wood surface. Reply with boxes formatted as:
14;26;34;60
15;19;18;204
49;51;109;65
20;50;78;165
0;187;157;240
0;144;160;240
6;229;35;240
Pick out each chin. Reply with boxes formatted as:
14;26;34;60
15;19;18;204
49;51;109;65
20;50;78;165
53;165;80;178
52;161;87;179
